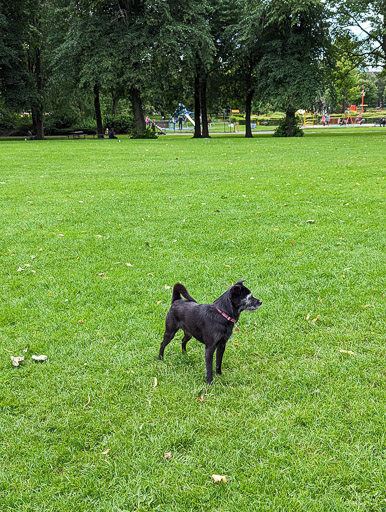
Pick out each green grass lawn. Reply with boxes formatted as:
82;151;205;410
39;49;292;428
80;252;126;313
0;133;385;511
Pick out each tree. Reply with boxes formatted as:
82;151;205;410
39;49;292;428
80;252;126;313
231;0;265;137
0;0;48;138
332;0;386;71
256;0;331;136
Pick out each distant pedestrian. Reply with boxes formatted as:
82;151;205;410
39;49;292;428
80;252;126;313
178;116;183;130
321;114;326;126
326;114;330;126
108;128;117;139
145;116;150;127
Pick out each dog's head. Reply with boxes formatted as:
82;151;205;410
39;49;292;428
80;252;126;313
230;279;262;313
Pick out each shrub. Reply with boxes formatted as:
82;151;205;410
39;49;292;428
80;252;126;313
130;127;158;139
274;116;304;137
104;114;133;134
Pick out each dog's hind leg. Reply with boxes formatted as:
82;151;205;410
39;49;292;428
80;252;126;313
158;328;178;360
181;332;192;353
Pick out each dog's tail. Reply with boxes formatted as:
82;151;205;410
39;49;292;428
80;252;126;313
172;283;197;304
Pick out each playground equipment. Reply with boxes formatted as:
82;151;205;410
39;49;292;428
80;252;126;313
173;103;195;127
303;112;316;126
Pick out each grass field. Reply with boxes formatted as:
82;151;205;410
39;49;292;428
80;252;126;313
0;132;385;511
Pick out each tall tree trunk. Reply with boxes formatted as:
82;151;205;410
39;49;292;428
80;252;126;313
245;89;254;138
285;108;296;137
93;84;103;138
33;47;44;139
130;86;146;135
201;76;210;138
193;72;201;138
245;63;254;138
112;95;119;115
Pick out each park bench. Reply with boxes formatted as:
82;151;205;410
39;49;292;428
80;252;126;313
68;131;87;139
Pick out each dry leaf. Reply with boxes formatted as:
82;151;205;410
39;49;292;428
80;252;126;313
17;267;24;272
125;262;133;267
318;296;322;302
306;313;311;320
98;273;105;277
11;356;24;367
101;449;110;455
156;300;162;305
312;315;320;322
306;219;315;224
340;349;356;355
23;345;29;353
78;319;84;324
58;234;64;237
164;451;172;460
32;355;47;362
212;474;227;484
164;284;171;290
197;395;204;402
153;377;158;388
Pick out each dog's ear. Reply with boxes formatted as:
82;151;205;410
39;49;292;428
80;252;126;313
231;280;245;297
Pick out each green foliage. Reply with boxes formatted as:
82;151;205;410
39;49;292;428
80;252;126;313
104;114;133;134
256;0;331;117
274;116;304;137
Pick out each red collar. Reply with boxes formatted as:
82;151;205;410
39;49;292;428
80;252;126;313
216;307;237;323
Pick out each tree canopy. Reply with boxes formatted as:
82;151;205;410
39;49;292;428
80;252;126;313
0;0;384;138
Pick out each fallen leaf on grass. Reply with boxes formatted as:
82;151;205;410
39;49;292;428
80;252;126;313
32;355;48;362
212;474;227;484
340;349;356;355
318;296;322;302
312;315;320;323
156;300;162;305
306;313;311;321
306;219;315;224
153;377;158;388
164;451;172;460
58;234;64;237
98;273;105;277
197;395;204;402
11;356;24;367
101;449;110;455
125;263;133;267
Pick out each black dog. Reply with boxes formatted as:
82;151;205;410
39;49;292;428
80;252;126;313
158;280;262;383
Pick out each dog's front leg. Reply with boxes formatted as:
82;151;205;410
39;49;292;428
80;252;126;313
205;345;216;384
216;341;226;376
